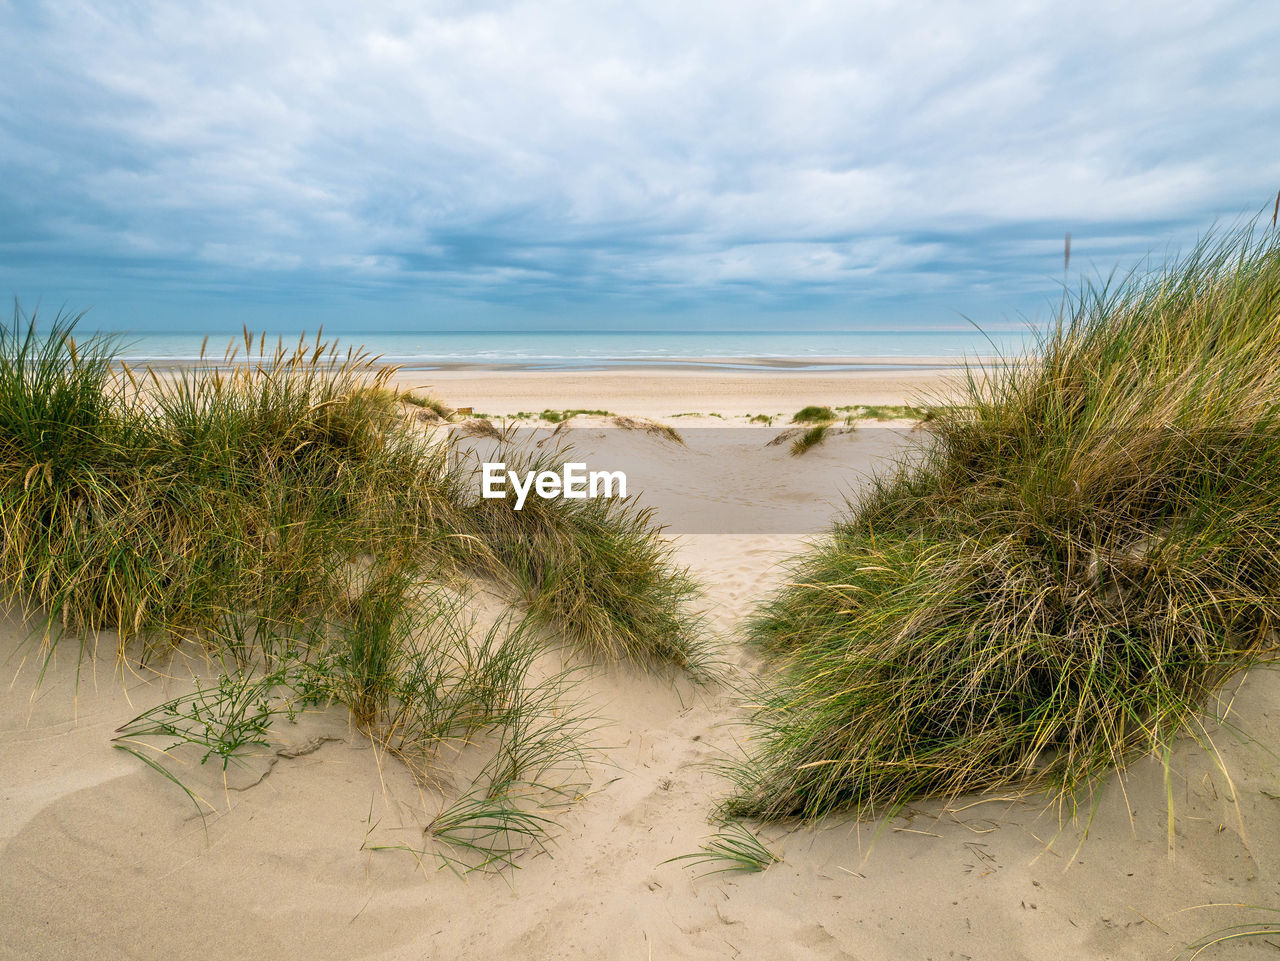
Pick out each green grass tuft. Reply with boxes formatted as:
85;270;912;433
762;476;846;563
727;222;1280;821
836;404;935;421
665;820;781;876
2;307;707;869
791;405;835;423
538;408;613;423
470;438;708;675
788;423;829;456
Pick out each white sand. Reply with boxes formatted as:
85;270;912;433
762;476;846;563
388;365;963;421
3;369;1279;960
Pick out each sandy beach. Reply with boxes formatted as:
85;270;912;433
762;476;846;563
3;365;1279;961
8;0;1280;955
389;364;966;421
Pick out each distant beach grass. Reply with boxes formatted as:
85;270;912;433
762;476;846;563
0;313;705;870
726;222;1280;822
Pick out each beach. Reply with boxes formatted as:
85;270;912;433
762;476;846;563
8;0;1280;955
388;363;964;421
3;362;1279;961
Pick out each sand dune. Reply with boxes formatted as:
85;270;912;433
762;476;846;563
3;374;1279;960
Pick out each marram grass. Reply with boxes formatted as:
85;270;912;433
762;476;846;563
0;310;702;673
727;223;1280;821
0;319;467;656
791;405;835;424
1;308;705;868
470;436;708;675
789;423;829;456
666;820;781;876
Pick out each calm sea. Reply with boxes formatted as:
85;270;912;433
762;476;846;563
106;327;1040;370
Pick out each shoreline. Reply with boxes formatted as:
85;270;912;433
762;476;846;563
389;363;973;418
120;353;1005;372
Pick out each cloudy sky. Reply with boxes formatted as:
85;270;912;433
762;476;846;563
2;0;1278;334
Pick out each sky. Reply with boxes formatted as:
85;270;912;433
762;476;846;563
2;0;1279;336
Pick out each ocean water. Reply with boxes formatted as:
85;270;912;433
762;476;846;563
105;327;1040;370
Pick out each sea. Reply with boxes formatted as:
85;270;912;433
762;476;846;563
105;327;1042;371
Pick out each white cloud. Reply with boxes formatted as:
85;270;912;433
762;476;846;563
2;0;1279;321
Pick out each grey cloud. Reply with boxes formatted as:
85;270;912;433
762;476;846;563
1;0;1278;330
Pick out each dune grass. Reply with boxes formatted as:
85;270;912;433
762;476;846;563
2;307;705;867
492;408;615;423
726;223;1280;821
1;318;465;660
0;311;702;670
788;423;829;456
666;820;781;877
834;403;938;421
1181;908;1280;958
610;415;684;445
536;408;613;423
398;391;455;421
470;437;707;675
791;405;835;424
